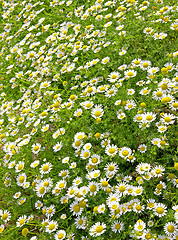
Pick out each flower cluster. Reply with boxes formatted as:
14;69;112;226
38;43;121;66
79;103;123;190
0;0;177;239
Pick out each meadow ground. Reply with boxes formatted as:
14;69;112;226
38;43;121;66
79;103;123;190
0;0;177;239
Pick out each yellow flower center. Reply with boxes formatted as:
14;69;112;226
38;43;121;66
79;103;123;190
22;228;28;236
143;63;149;67
138;225;143;230
155;169;161;174
84;152;89;158
42;165;49;172
19;176;25;183
161;83;168;90
136;205;142;211
145;233;152;239
59;183;64;189
115;224;121;230
20;219;25;226
109;148;116;154
86;103;92;108
95;225;103;233
33;146;39;151
157;184;163;190
73;205;80;213
146;115;153;121
78;219;83;225
95;111;101;117
87;87;93;93
119;186;125;192
90;185;96;192
136;189;141;194
122;150;129;156
148;203;154;208
18;164;23;170
2;213;8;220
79;200;86;208
161;97;171;103
156;207;164;214
164;117;171;122
48;224;55;230
101;181;108;187
69;189;75;195
41;112;47;117
39;187;45;194
127;72;134;76
108;166;114;171
58;233;64;239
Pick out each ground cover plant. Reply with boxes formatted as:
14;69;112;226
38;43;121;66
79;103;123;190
0;0;177;239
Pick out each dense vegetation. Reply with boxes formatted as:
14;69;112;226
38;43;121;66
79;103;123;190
0;0;177;239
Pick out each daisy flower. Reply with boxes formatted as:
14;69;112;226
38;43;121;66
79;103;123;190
124;70;137;78
13;191;21;199
164;222;177;237
147;199;156;210
116;182;128;196
127;89;135;95
16;173;27;186
53;142;63;152
45;220;58;233
89;182;100;196
41;124;49;132
134;219;146;232
40;81;51;89
100;178;110;190
15;161;25;172
35;183;47;198
80;101;93;109
46;205;56;218
152;165;165;178
119;147;132;159
89;222;106;237
140;60;151;70
104;162;118;175
143;112;156;123
80;149;90;159
98;204;106;214
74;108;83;117
40;162;52;175
101;57;110;64
133;203;145;213
117;112;126;120
83;143;92;150
35;200;43;209
153;203;167;217
0;225;4;233
157;125;167;133
31;143;41;154
75;216;88;230
1;210;11;223
138;144;147;153
70;202;83;216
108;72;121;83
101;138;111;148
124;100;136;110
139;87;151;95
30;160;40;168
91;105;104;119
54;230;66;240
105;144;118;157
105;87;118;98
111;221;124;233
161;113;175;125
16;215;27;227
